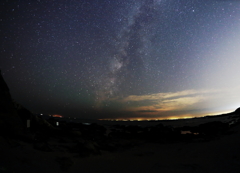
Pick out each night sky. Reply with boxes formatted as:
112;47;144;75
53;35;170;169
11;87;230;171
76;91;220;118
1;0;240;120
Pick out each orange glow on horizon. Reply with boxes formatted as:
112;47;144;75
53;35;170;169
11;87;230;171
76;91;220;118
98;108;236;121
52;114;63;118
98;115;199;121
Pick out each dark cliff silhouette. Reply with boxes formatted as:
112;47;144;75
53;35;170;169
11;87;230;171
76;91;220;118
235;107;240;114
0;70;24;136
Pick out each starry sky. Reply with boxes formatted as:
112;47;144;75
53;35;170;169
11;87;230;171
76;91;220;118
1;0;240;120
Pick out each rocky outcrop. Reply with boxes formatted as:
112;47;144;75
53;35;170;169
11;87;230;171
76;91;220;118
0;70;56;139
0;70;24;136
14;101;55;132
235;107;240;115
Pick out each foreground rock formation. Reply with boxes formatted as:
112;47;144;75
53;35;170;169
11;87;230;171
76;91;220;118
0;71;55;138
0;70;24;136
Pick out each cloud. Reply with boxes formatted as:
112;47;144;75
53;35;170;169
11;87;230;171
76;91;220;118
99;86;240;120
124;86;240;118
121;89;217;111
122;89;217;102
138;109;158;112
115;88;240;119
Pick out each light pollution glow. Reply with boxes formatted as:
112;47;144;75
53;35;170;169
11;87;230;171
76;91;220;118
100;86;240;120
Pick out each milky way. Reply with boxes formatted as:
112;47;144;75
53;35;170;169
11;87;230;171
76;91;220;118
1;0;240;119
96;0;172;103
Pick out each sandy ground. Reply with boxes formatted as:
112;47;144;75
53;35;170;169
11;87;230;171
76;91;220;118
0;120;240;173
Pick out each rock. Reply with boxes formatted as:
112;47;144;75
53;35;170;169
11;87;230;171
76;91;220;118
69;140;101;157
0;70;24;136
80;123;107;140
13;101;32;127
235;107;240;115
198;121;229;137
33;142;52;152
30;114;56;132
55;157;74;172
0;70;58;141
134;151;154;157
99;142;118;152
83;140;100;154
71;130;82;137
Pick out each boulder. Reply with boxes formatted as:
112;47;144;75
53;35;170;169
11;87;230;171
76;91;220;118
0;70;24;136
69;140;101;157
55;157;74;171
33;142;52;152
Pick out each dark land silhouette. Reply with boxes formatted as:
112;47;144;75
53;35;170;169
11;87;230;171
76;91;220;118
1;70;240;173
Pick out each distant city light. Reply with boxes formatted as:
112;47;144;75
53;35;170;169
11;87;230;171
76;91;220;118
52;114;63;118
